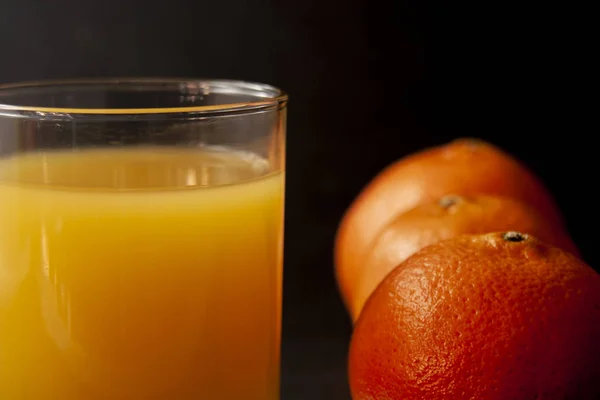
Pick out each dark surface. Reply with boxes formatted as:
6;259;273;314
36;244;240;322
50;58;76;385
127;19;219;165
0;1;594;399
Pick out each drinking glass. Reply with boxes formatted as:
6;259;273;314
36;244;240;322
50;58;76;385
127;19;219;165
0;79;287;399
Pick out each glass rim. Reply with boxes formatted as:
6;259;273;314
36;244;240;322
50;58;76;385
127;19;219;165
0;77;288;116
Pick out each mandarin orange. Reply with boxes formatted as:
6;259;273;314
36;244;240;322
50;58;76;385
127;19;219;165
349;232;600;400
335;139;565;311
348;194;579;321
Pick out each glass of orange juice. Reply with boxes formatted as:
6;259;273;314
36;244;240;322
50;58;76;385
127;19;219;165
0;79;286;399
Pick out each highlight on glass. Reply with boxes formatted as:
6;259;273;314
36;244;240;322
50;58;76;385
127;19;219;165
0;79;287;399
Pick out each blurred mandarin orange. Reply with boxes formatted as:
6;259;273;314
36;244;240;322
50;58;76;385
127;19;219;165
348;194;579;321
335;138;566;312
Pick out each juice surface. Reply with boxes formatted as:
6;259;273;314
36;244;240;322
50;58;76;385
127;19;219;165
0;147;284;399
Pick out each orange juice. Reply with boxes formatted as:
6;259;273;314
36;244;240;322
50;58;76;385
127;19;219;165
0;147;284;399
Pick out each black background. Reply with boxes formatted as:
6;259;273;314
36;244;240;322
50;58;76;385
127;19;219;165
0;1;594;398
